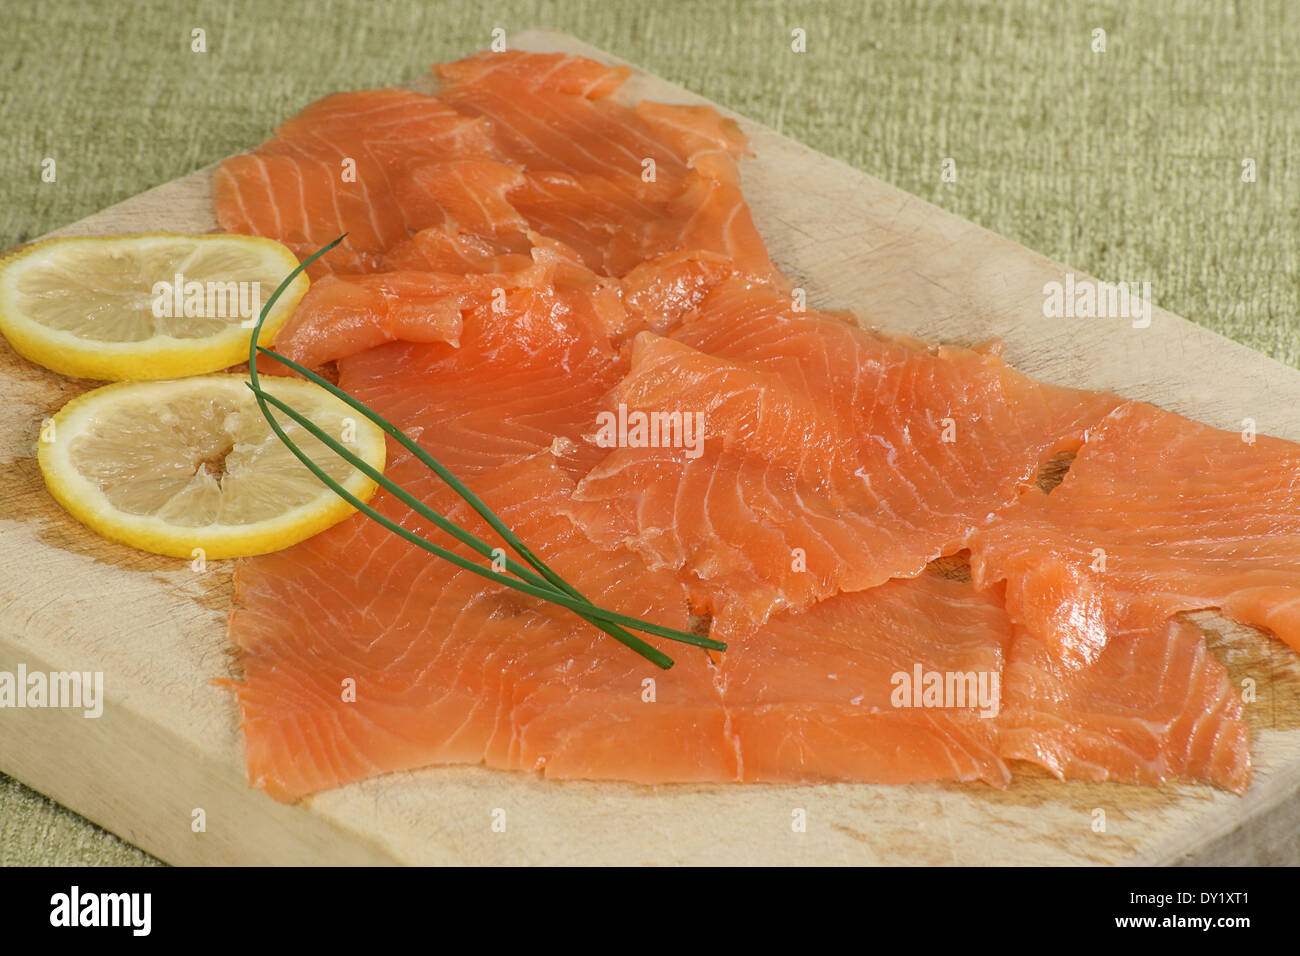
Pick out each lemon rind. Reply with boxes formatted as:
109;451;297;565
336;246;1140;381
0;234;308;382
37;375;386;560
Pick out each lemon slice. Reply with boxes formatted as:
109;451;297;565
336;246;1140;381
38;375;385;559
0;233;307;380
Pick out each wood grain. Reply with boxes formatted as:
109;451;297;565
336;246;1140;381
2;28;1298;865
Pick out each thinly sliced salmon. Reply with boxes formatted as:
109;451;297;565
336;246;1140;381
724;572;1012;786
209;49;774;289
435;50;633;99
435;57;695;204
389;158;775;279
633;101;750;183
217;48;1289;801
271;273;465;368
231;472;1017;799
569;289;1122;637
273;233;627;369
618;249;736;335
997;617;1250;792
332;281;624;480
379;224;532;273
214;89;500;274
970;401;1300;665
219;49;778;367
229;454;732;801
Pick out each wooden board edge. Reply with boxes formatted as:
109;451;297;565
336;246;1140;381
0;639;402;865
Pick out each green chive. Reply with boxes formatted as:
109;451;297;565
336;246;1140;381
245;235;725;669
253;343;723;653
247;383;722;653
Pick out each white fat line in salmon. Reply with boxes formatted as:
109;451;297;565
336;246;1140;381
593;403;705;459
49;886;150;936
1041;272;1152;329
890;664;999;718
151;272;262;325
0;665;103;718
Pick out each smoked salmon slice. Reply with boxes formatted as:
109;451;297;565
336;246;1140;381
276;231;740;367
329;266;626;480
215;50;778;289
229;453;732;801
996;617;1250;793
232;472;1016;799
723;572;1012;787
962;400;1300;792
569;286;1122;637
270;233;624;369
214;89;501;275
435;50;633;99
215;47;1295;803
970;400;1300;664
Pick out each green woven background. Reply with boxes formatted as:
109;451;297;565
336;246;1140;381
2;0;1296;866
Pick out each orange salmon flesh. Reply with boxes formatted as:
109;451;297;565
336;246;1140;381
216;50;1290;801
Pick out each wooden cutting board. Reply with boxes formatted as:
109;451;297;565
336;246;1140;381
3;28;1299;866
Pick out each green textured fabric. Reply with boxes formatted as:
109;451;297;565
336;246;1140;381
2;0;1296;865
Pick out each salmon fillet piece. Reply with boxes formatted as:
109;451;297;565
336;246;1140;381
435;50;633;99
330;267;626;480
276;228;743;367
963;400;1300;792
970;401;1300;664
218;48;1282;800
215;49;772;282
724;573;1012;787
220;49;777;367
388;156;773;280
271;233;624;369
229;454;732;801
569;286;1122;638
996;617;1250;792
378;223;533;274
435;55;696;203
214;89;501;274
618;250;736;334
232;491;1017;799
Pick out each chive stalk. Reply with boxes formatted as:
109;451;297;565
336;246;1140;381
244;235;724;669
